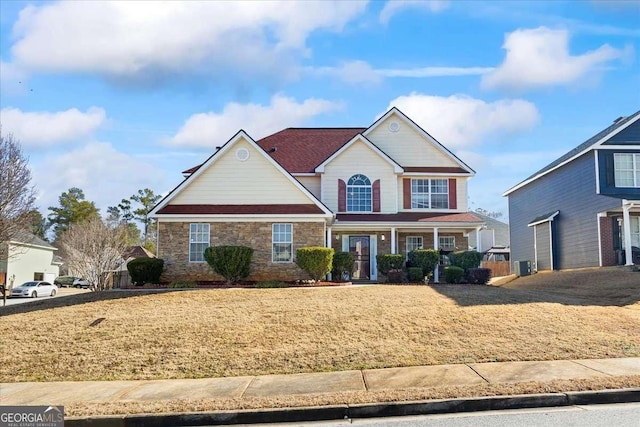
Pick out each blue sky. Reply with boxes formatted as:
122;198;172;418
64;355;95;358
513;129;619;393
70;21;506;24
1;0;639;221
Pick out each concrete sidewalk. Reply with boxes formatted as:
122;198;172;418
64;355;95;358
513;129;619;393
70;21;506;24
1;358;639;406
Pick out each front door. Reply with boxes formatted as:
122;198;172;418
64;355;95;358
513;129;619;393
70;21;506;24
349;236;370;280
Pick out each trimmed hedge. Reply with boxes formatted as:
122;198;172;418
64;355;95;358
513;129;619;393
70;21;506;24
204;245;253;284
449;250;483;271
444;266;465;284
376;254;405;275
467;268;491;285
331;251;354;281
127;258;164;286
407;267;424;282
296;247;334;281
408;249;440;278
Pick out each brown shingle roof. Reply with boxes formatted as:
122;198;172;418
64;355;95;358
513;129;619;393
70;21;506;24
182;128;365;175
157;204;326;215
336;212;483;223
403;167;470;174
257;128;366;173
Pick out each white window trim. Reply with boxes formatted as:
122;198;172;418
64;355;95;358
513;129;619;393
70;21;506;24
189;223;210;263
411;178;449;209
406;236;423;256
347;174;373;213
614;153;640;188
439;236;455;249
272;223;294;263
622;216;640;248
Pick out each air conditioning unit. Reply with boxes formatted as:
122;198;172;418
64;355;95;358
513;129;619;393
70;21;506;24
514;260;531;277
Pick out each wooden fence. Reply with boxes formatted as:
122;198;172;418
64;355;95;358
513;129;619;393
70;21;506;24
104;270;132;288
481;261;511;278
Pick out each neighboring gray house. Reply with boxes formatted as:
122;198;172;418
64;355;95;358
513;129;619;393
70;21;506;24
504;111;640;272
468;212;510;251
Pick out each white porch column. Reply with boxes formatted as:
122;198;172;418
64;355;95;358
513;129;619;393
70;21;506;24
390;227;396;254
433;227;439;283
326;226;332;249
622;200;633;266
475;226;483;252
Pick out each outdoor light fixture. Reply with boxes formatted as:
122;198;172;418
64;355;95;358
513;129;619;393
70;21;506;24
335;235;340;240
380;235;386;241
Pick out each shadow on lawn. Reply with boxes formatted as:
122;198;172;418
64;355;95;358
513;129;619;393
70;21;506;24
431;269;640;307
0;289;174;316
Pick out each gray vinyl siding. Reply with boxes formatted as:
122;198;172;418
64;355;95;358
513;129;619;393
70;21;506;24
534;222;551;270
508;152;622;270
603;120;640;144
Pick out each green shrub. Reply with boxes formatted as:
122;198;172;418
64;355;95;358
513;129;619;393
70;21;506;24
127;258;164;286
449;250;483;272
444;266;465;284
204;246;253;284
296;247;334;281
467;268;491;285
376;254;405;275
169;281;198;288
255;280;288;288
331;251;354;281
407;267;424;282
408;249;440;277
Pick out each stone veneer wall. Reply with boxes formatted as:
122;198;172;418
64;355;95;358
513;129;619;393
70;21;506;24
158;221;326;283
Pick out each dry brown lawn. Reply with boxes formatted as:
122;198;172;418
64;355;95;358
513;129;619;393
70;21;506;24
2;270;639;383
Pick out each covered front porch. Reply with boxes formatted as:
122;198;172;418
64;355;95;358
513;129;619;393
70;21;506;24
599;199;640;267
326;212;485;282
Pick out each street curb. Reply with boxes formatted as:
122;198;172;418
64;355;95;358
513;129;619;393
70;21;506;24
64;388;640;427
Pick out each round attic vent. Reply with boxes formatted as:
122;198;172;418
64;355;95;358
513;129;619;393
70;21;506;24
388;121;400;132
236;148;250;161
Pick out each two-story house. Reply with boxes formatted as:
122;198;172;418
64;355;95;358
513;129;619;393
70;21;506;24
504;110;640;272
150;108;485;282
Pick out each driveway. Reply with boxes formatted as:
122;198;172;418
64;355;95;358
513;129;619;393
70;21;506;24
1;287;90;307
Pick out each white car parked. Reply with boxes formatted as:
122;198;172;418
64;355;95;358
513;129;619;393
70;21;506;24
10;281;58;298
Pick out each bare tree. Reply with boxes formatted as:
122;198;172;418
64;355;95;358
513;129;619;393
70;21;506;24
0;131;37;249
58;219;129;291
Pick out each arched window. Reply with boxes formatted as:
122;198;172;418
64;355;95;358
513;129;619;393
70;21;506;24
347;174;372;212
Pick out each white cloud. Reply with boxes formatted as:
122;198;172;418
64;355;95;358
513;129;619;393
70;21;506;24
169;94;343;147
310;61;493;84
380;0;449;25
1;107;106;146
32;142;166;213
311;61;384;85
386;93;540;148
482;27;629;92
9;1;367;84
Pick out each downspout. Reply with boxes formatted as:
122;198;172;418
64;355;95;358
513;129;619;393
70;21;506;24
622;200;634;266
433;227;439;283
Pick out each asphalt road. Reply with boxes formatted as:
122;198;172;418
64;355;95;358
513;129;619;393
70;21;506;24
236;403;640;427
1;287;90;307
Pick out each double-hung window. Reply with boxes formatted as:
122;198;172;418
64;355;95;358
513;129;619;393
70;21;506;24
627;217;640;248
189;223;209;262
411;179;449;209
406;236;423;256
439;236;455;249
614;153;640;188
272;223;293;262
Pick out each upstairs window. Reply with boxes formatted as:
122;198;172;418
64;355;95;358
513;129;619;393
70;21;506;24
189;224;210;262
347;174;372;212
614;153;640;188
411;179;449;209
